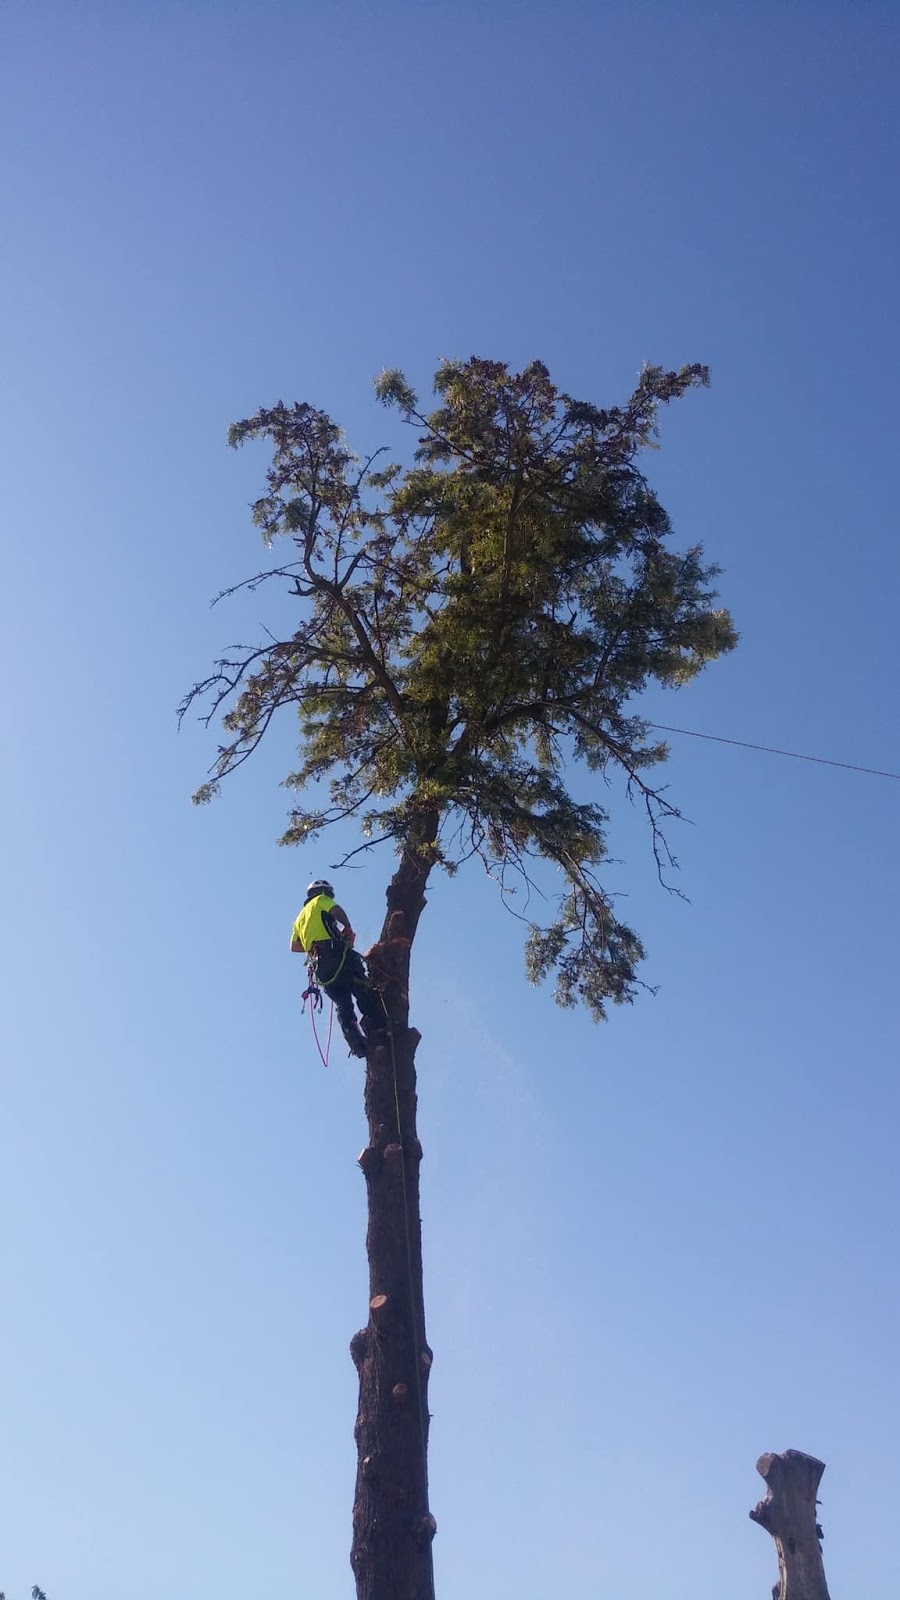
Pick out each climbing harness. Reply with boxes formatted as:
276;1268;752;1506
300;936;352;1065
319;938;349;989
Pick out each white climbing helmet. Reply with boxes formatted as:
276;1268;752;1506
306;878;334;900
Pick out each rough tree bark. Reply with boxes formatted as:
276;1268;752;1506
349;816;440;1600
750;1449;832;1600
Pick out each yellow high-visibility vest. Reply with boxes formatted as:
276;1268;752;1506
292;894;337;951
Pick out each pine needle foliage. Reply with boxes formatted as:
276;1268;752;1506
182;357;736;1017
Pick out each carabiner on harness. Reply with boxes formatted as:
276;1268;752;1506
301;964;324;1014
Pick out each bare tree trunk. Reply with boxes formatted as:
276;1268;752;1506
750;1449;832;1600
349;815;439;1600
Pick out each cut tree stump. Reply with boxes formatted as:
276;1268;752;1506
749;1449;832;1600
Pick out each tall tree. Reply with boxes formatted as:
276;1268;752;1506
182;356;737;1599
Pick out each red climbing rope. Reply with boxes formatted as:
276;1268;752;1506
310;996;334;1068
302;974;334;1068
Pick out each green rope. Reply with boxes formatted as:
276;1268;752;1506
319;939;349;987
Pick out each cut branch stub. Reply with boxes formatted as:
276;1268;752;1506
357;1146;381;1178
750;1449;831;1600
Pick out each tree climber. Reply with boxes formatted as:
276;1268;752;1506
291;879;383;1058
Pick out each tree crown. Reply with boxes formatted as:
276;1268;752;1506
182;356;736;1017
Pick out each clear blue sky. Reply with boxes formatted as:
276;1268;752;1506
1;4;898;1597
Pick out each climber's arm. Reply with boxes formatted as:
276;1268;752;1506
330;904;356;945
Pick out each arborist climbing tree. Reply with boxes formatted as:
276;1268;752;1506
291;878;383;1059
182;356;737;1600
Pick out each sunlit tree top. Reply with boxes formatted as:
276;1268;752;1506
183;356;736;1017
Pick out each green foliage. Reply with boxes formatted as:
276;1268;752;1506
183;357;736;1017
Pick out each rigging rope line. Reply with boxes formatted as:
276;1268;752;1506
647;722;900;782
